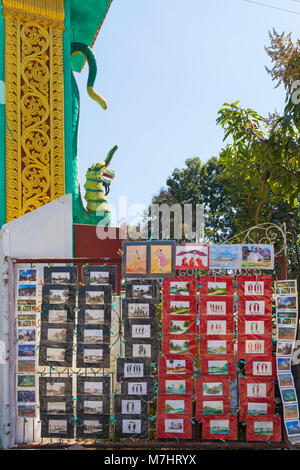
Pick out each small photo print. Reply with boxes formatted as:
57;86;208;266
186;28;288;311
18;360;35;373
17;314;36;327
277;296;297;311
46;347;65;362
46;381;65;396
89;271;110;285
170;282;190;296
281;388;297;403
49;419;68;434
124;362;144;378
83;400;103;414
170;320;189;335
254;420;273;436
245;321;265;335
277;311;297;326
17;374;35;388
165;418;184;433
166;359;186;374
285;420;300;436
47;402;67;414
51;272;71;284
277;341;293;356
206;301;226;315
247;383;267;398
275;280;297;295
84;381;103;395
48;310;68;323
166;380;186;394
18;285;36;298
122;419;141;434
121;399;142;414
207;282;227;296
278;373;294;388
17;299;36;312
18;345;35;357
245;301;265;315
47;328;67;342
132;284;153;299
210;419;229;435
17;390;35;403
170;301;190;315
84;329;103;344
132;324;151;338
49;289;69;304
165;399;185;414
277;326;296;341
207;340;227;355
85;309;105;324
207;320;226;335
169;340;189;354
19;269;37;283
83;349;103;363
18;328;35;342
203;382;223;396
283;404;299;421
128;303;150;319
241;244;274;270
132;344;152;358
17;404;36;418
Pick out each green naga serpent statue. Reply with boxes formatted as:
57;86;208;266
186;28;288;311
71;42;118;225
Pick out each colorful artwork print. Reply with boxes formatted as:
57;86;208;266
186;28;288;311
281;388;297;403
164;419;184;433
275;280;297;295
18;360;35;373
284;404;299;421
208;361;228;375
254;421;273;435
277;342;293;356
17;375;35;387
277;357;291;371
169;340;189;354
18;328;35;342
277;296;297;311
19;269;37;282
207;340;227;355
175;244;208;269
18;404;36;418
247;403;268;416
277;326;296;341
18;285;36;298
17;300;36;312
170;281;190;296
151;245;173;274
165;400;185;414
209;244;241;270
278;373;294;388
17;390;35;402
165;359;186;374
18;314;36;327
277;311;297;326
165;380;186;394
203;401;224;415
18;345;35;357
210;419;230;434
245;321;264;335
49;289;68;304
170;320;190;335
169;301;190;315
206;301;226;315
125;245;147;274
207;282;227;296
241;244;274;270
203;382;223;396
285;420;300;436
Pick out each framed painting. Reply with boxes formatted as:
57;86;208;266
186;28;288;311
163;298;197;317
237;297;272;316
200;316;234;336
202;415;237;440
158;355;193;376
237;337;273;359
82;265;117;292
149;241;176;278
120;377;155;401
162;335;197;358
199;336;234;356
200;356;236;378
43;266;78;285
76;344;110;368
199;276;234;296
237;275;272;297
199;296;234;316
246;415;281;441
195;377;230;399
163;276;197;298
77;376;110;396
156;414;192;439
122;241;149;278
239;378;274;400
41;415;74;439
114;415;149;439
122;299;158;320
241;244;274;270
175;244;209;270
237;316;272;336
239;399;275;421
76;415;110;439
158;375;193;396
116;358;151;381
196;398;230;419
209;244;242;270
78;285;112;306
125;279;160;301
157;395;193;416
244;356;276;379
162;316;197;336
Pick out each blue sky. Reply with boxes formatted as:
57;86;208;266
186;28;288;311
74;0;300;224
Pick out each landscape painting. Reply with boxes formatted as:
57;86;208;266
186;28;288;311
209;244;241;270
207;340;227;355
281;388;297;403
170;320;190;335
84;400;103;414
277;357;291;371
203;400;223;415
169;301;190;315
84;420;103;434
207;282;227;296
247;403;268;416
284;404;299;421
170;281;190;296
132;284;152;299
170;339;189;354
85;309;105;324
48;310;68;323
203;382;223;396
254;421;273;435
166;359;186;374
210;419;230;434
84;329;103;344
241;244;274;270
85;291;105;305
277;296;297;311
175;244;208;269
46;347;65;362
47;328;67;343
51;272;71;284
84;381;103;395
165;380;186;394
207;361;228;375
49;289;68;304
47;402;66;414
49;419;68;434
165;399;185;414
19;269;37;283
89;271;109;285
83;349;103;363
46;382;65;396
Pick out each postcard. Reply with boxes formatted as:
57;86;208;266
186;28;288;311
83;349;103;363
19;269;37;283
18;328;35;343
49;419;68;434
122;419;141;434
207;320;227;335
17;374;35;388
164;418;184;433
170;301;190;315
128;303;150;319
277;296;297;311
275;280;297;296
277;357;292;371
18;345;35;357
84;382;103;395
276;311;297;326
283;404;299;421
285;419;300;437
17;314;36;327
277;326;297;341
175;244;208;269
207;340;227;355
131;324;151;339
121;399;142;415
209;244;241;270
281;388;297;403
278;373;294;388
17;299;36;312
165;380;186;395
18;284;36;298
203;382;224;397
241;244;274;270
245;300;266;315
17;404;36;418
170;320;190;335
245;320;265;335
165;359;187;375
165;399;185;415
18;360;35;373
17;390;35;403
277;341;294;356
47;328;67;342
48;309;68;323
132;343;152;358
46;381;66;396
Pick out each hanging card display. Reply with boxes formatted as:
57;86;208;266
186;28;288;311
244;356;276;379
200;317;234;336
246;415;281;441
201;415;237;440
237;337;273;358
158;355;193;376
78;285;112;306
162;335;197;358
195;377;230;399
277;357;292;372
114;415;149;439
158;375;193;396
163;276;197;297
76;416;110;439
239;378;274;400
156;414;192;439
125;279;160;301
157;395;193;416
163;298;197;316
283;404;299;421
237;316;272;336
237;297;272;316
237;275;272;297
78;305;111;325
199;296;234;316
196;397;231;418
82;265;117;292
175;243;209;270
199;336;234;356
199;276;235;296
44;266;78;285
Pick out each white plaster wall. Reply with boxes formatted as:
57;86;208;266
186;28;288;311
0;194;73;448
